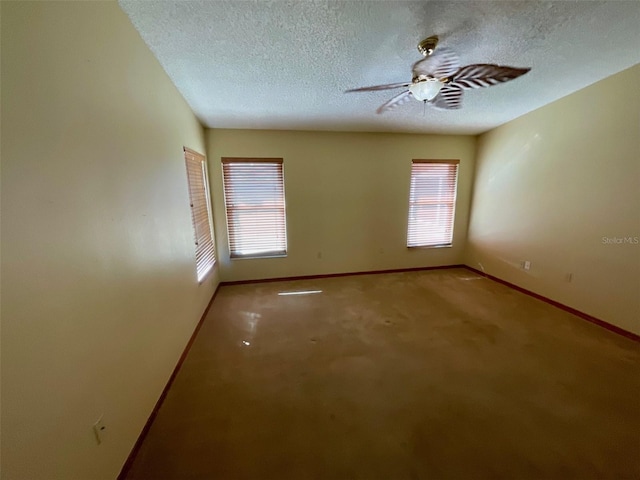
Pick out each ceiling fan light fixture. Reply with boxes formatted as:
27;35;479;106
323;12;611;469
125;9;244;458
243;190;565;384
346;35;530;114
409;79;444;102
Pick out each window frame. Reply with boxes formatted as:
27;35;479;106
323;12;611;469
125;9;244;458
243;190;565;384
406;159;460;249
221;157;288;260
184;147;216;282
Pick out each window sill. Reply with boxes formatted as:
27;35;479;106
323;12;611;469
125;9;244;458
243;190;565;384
230;254;288;260
407;244;453;249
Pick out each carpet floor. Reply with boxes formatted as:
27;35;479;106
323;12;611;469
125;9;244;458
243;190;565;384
124;268;640;479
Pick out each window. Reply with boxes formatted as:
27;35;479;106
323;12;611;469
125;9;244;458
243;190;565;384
184;147;216;281
407;159;459;248
222;158;287;258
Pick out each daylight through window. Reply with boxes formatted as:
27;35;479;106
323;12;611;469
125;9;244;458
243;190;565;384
184;147;216;281
222;158;287;258
407;159;459;248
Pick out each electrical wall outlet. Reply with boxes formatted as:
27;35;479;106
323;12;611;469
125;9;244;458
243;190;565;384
523;260;531;271
93;416;106;445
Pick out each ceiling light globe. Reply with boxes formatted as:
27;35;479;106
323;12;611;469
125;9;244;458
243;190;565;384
409;79;444;102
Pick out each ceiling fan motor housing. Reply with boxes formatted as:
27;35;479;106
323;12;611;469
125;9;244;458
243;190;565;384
417;36;439;57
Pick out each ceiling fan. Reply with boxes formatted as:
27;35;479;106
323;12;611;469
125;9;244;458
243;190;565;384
346;36;531;114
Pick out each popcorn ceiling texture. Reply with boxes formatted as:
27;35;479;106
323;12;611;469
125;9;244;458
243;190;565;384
120;1;640;135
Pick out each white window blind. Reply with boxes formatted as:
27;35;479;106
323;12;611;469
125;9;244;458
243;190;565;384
222;158;287;258
184;147;216;281
407;159;459;248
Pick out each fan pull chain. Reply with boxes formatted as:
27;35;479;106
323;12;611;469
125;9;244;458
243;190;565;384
423;100;426;117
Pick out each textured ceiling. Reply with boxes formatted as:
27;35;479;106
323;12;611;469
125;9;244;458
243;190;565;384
120;1;640;135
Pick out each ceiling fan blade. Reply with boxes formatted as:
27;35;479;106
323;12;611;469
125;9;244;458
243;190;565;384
345;82;411;93
452;64;531;89
430;84;463;110
412;48;460;79
376;90;412;114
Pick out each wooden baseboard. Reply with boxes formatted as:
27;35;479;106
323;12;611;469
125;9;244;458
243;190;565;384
220;264;465;286
117;284;221;480
463;266;640;342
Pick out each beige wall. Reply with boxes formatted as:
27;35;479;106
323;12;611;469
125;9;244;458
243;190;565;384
466;65;640;334
207;129;476;282
1;2;219;479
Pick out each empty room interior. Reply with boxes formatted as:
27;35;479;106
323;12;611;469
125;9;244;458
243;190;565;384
2;1;640;479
